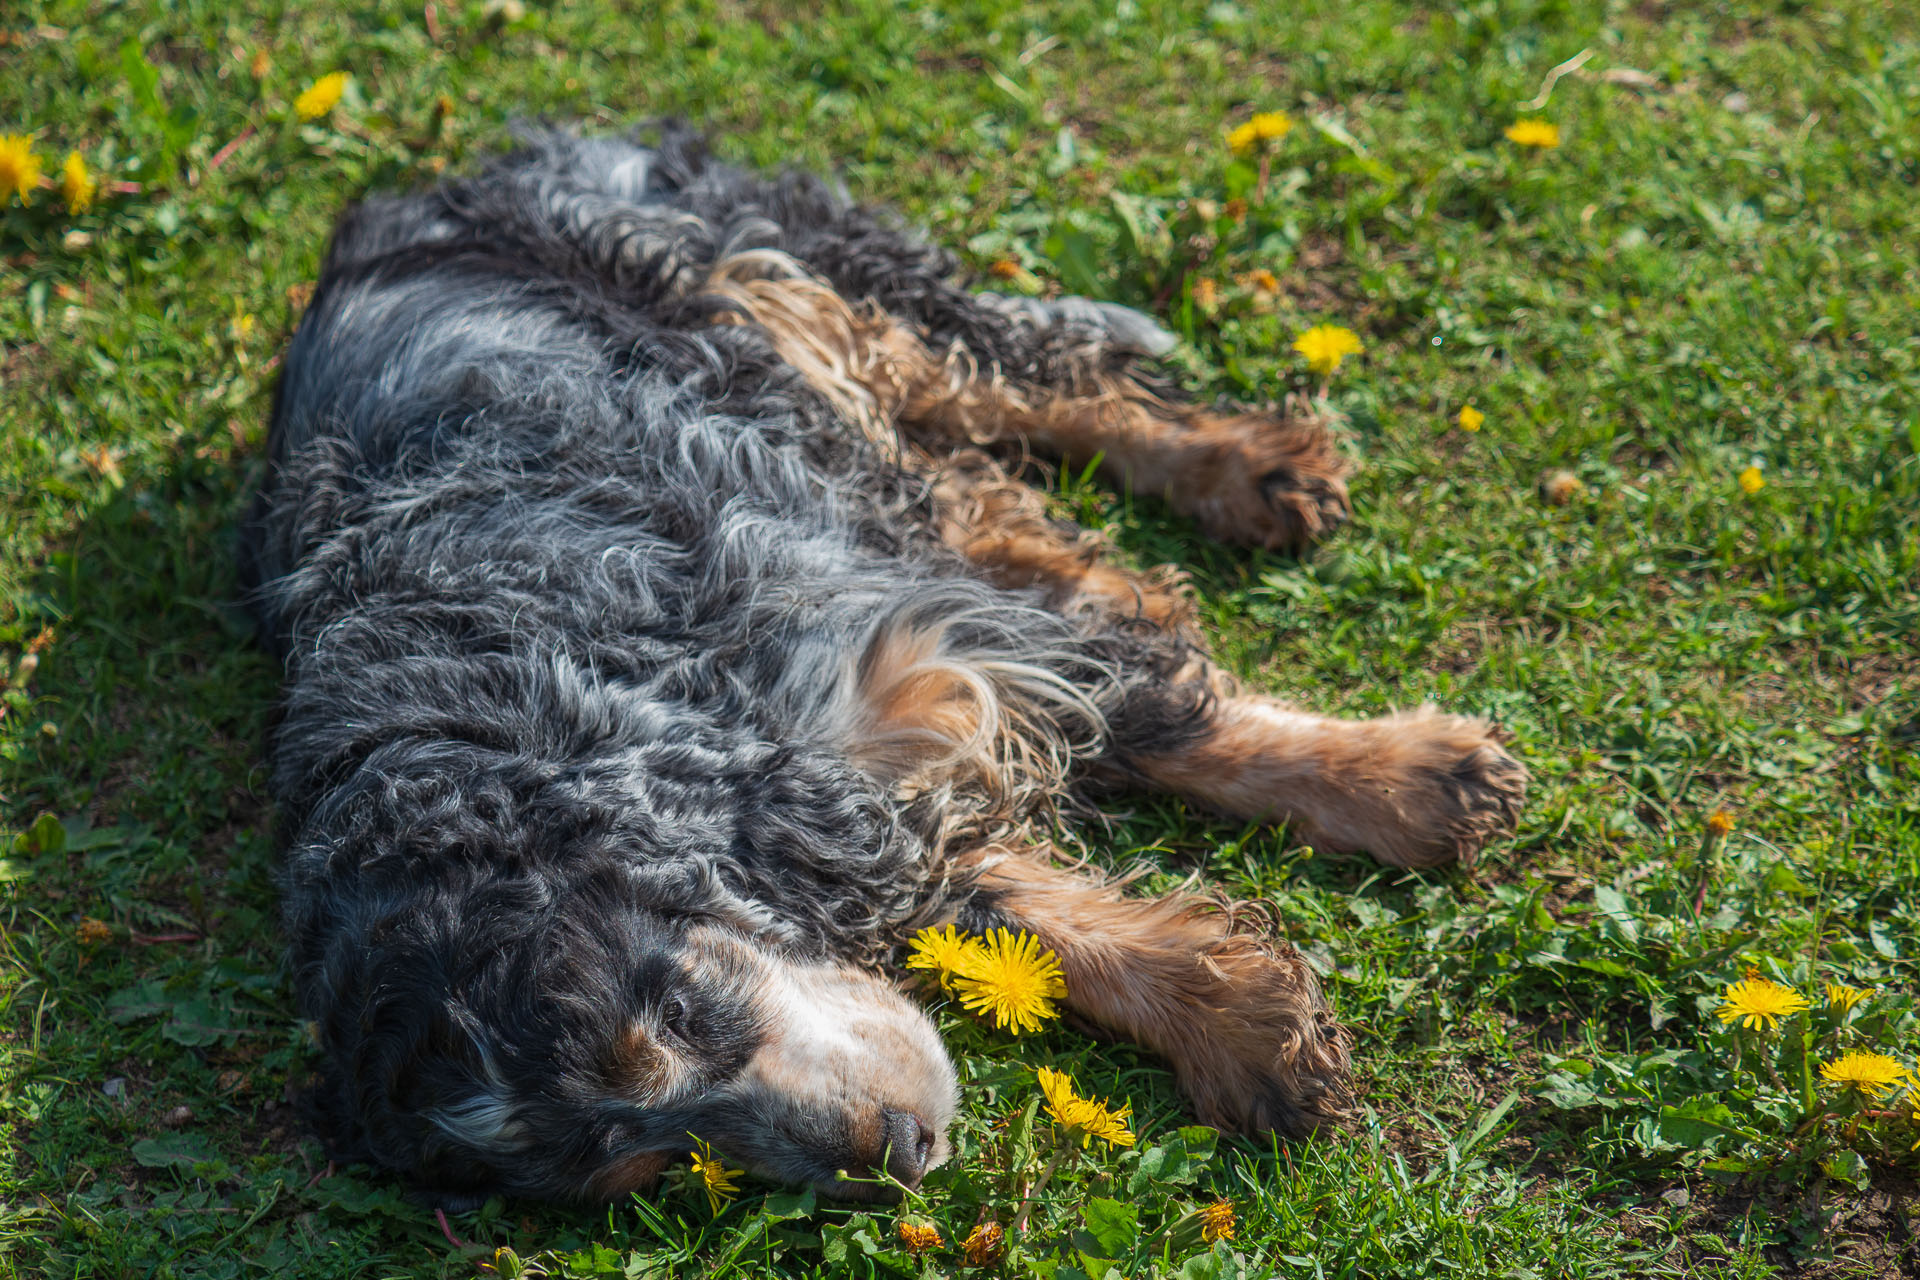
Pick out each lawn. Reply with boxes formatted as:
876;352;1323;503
4;0;1919;1276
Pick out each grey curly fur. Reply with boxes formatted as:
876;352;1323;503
240;124;1209;1202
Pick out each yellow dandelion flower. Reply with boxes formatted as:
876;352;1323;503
248;49;272;80
0;134;43;206
953;929;1066;1034
60;151;95;215
1715;977;1810;1032
896;1219;943;1256
294;71;350;122
962;1220;1006;1266
1505;119;1562;149
75;917;113;946
1738;465;1765;494
1036;1067;1136;1148
1457;404;1485;432
905;923;985;992
1191;277;1219;310
1200;1199;1237;1243
1825;982;1872;1014
1706;809;1736;836
1292;323;1364;376
987;257;1022;280
1243;267;1280;294
1036;1066;1075;1113
1818;1050;1909;1100
688;1140;741;1215
1228;111;1294;155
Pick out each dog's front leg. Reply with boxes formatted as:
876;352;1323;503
955;846;1352;1138
1133;697;1528;869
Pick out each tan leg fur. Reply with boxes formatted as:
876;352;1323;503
1136;697;1527;868
704;254;1524;868
959;845;1352;1136
929;452;1195;634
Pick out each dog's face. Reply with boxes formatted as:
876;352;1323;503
636;925;958;1198
373;895;957;1205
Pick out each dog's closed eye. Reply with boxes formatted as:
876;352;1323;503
660;993;691;1042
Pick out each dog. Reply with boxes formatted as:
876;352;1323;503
239;124;1526;1207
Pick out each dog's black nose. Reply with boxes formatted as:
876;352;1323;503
879;1108;935;1188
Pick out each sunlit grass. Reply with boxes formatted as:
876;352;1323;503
3;0;1917;1275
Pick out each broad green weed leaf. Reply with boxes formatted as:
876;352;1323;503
1079;1198;1138;1257
132;1133;218;1168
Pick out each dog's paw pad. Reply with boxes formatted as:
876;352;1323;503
1179;413;1352;553
1256;463;1351;549
1381;730;1527;868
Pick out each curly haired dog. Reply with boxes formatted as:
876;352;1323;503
239;126;1526;1207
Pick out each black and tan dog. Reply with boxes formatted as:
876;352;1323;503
240;125;1525;1207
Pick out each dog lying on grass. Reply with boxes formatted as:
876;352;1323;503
239;125;1526;1206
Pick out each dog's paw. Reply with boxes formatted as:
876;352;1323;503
1170;939;1355;1139
1252;453;1351;550
1173;411;1352;552
1335;711;1528;868
1423;735;1528;865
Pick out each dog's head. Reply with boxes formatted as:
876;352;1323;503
308;866;956;1206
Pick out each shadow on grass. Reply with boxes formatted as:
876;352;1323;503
0;428;338;1269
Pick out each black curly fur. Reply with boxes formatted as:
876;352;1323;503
241;124;1214;1204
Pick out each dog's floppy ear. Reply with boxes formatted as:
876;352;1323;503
296;875;539;1197
301;987;520;1201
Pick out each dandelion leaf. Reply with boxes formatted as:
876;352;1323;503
1129;1125;1218;1193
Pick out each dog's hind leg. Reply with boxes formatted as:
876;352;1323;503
703;266;1521;866
953;841;1352;1139
916;451;1523;868
898;346;1351;554
913;452;1522;868
927;450;1196;636
1018;393;1352;555
695;264;1349;553
937;295;1353;553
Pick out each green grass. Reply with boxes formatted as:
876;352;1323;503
4;0;1919;1275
